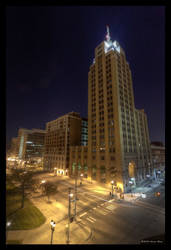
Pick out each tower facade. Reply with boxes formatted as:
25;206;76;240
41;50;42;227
88;26;153;192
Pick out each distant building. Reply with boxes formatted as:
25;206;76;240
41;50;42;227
151;141;164;147
151;142;165;171
9;137;19;157
44;112;87;175
18;128;46;163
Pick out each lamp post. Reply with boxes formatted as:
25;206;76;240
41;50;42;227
111;180;114;197
54;168;57;176
6;221;11;241
74;168;78;220
66;188;73;244
80;173;83;185
129;180;133;197
50;220;56;244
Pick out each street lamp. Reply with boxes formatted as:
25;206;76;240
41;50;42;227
80;174;83;185
54;168;57;176
6;221;11;241
50;220;56;244
111;180;114;197
66;188;73;244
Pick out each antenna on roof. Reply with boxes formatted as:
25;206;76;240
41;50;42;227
106;25;111;42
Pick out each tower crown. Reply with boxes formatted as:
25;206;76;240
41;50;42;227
104;25;120;54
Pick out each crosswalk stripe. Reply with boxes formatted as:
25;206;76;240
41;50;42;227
79;212;87;217
89;216;96;221
97;210;108;215
106;205;115;210
86;217;95;223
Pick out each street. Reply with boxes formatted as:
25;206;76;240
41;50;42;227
7;172;165;244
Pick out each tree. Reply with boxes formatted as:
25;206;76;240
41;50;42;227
42;182;58;203
7;168;39;208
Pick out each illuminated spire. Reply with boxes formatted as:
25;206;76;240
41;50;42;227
106;25;111;42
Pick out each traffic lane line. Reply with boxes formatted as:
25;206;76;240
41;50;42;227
79;212;87;218
88;216;96;221
86;217;95;223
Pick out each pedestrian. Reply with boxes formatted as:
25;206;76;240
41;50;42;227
109;191;111;196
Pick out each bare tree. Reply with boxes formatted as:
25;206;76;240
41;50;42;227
7;168;39;208
42;182;58;203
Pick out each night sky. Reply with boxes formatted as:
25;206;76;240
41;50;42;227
6;6;165;147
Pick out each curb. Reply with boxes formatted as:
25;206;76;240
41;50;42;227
85;227;92;242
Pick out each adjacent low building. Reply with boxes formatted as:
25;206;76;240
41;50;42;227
9;137;19;158
69;146;88;179
44;112;88;175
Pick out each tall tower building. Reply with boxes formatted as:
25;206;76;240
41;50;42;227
88;26;153;193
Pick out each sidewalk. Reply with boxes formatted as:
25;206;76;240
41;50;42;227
123;182;160;203
7;218;91;244
7;184;92;244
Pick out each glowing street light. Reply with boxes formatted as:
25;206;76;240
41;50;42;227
41;180;46;184
6;221;12;240
50;220;56;244
80;173;83;185
6;221;11;227
69;193;73;198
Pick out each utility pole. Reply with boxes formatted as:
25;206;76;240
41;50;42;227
74;166;77;220
66;187;72;244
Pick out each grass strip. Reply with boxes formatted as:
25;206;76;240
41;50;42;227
6;182;46;230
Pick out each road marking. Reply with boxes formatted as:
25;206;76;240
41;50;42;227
79;212;87;217
106;205;116;211
108;199;115;203
88;216;96;221
86;217;95;223
135;200;165;215
97;210;108;215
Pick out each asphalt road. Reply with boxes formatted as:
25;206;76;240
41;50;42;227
137;184;165;209
27;172;165;244
80;199;165;244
